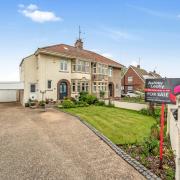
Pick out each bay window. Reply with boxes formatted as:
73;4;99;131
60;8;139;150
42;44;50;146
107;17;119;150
72;60;90;73
72;80;89;93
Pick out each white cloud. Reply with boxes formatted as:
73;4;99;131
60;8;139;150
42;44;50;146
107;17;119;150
18;4;62;23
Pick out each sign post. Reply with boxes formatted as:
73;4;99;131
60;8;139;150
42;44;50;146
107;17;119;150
145;78;180;169
159;103;165;169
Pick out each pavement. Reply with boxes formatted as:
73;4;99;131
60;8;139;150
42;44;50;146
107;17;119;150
0;103;145;180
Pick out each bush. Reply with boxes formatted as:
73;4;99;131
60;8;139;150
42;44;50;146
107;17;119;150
139;108;152;116
79;92;98;105
151;124;160;140
86;94;98;105
79;92;88;102
62;99;75;108
39;100;45;107
142;136;159;156
100;91;105;98
95;101;105;106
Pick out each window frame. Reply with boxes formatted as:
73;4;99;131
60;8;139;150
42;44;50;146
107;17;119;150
60;59;68;71
30;84;36;93
128;76;133;83
109;67;113;77
47;80;52;89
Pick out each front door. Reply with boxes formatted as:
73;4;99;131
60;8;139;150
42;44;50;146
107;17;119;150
59;82;67;99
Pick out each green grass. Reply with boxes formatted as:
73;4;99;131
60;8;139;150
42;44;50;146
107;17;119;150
63;106;156;145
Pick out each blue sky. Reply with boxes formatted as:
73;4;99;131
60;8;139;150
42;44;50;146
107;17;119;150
0;0;180;81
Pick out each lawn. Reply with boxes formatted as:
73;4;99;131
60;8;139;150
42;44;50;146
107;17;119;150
63;106;156;145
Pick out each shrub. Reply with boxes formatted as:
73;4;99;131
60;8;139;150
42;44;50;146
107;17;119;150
142;136;159;156
95;100;105;106
79;92;98;105
79;91;88;102
100;91;105;98
151;124;160;140
70;97;77;103
39;100;45;107
86;94;98;105
139;108;152;116
62;99;75;108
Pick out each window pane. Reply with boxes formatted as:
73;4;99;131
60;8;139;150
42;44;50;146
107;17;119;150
30;84;35;92
48;80;52;89
86;83;89;92
78;82;81;92
64;62;67;70
128;76;133;82
72;82;76;92
82;82;85;91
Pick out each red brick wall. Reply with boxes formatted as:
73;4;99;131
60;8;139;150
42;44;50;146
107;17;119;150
121;67;144;93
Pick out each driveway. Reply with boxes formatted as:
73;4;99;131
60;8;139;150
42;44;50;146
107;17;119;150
0;103;144;180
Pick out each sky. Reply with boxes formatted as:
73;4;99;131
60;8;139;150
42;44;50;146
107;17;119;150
0;0;180;81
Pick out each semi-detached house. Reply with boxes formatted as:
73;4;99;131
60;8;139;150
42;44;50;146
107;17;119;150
20;39;124;105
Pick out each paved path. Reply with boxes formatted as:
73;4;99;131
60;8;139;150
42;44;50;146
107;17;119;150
0;103;144;180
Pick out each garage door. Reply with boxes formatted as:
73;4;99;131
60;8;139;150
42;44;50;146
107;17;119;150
0;90;17;102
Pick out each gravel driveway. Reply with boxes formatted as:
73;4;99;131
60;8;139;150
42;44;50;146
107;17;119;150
0;103;144;180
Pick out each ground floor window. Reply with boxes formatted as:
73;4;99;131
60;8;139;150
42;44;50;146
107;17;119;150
128;86;133;92
93;81;107;93
71;79;90;93
30;84;36;92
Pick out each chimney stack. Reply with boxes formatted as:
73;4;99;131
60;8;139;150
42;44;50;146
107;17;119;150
137;64;140;68
74;39;83;49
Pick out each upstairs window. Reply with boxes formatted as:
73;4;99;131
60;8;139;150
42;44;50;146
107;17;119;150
75;60;90;73
60;60;68;71
30;84;36;93
109;67;113;77
128;76;133;83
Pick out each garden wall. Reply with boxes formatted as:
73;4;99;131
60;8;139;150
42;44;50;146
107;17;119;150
105;100;148;111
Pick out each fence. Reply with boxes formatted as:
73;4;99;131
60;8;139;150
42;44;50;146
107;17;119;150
167;95;180;180
104;100;148;111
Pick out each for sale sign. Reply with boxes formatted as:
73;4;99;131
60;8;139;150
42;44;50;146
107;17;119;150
145;78;180;104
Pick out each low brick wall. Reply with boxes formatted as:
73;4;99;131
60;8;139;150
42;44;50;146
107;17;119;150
105;100;148;111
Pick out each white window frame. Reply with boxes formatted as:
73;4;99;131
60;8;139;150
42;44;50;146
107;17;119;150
128;86;133;91
109;67;113;77
128;76;133;83
47;80;52;89
60;60;68;71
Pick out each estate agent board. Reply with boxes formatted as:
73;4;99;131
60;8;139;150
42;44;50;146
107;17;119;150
145;78;180;104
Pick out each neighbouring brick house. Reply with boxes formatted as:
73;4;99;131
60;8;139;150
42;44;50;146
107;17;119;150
20;39;124;105
121;65;161;94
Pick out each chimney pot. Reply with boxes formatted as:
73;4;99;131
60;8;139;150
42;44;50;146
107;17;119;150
75;39;83;49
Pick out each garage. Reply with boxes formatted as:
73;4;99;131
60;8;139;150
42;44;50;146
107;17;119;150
0;82;24;103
